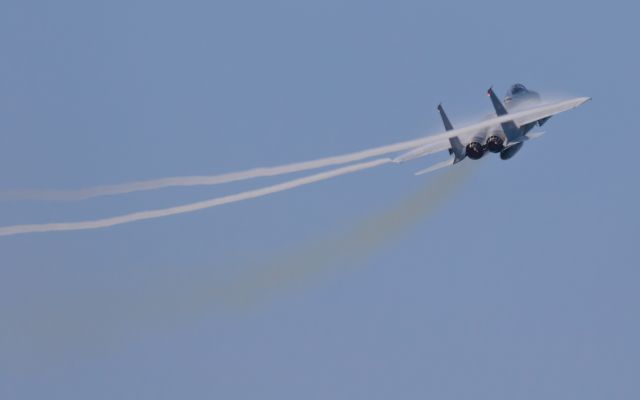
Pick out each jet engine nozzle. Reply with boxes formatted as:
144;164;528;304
465;142;485;160
486;136;505;153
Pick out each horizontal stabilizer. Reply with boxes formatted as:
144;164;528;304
414;158;455;176
525;131;545;140
448;136;466;163
507;130;545;144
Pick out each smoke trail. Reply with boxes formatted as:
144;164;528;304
96;162;474;319
0;161;474;374
217;160;474;309
0;158;392;237
0;137;432;201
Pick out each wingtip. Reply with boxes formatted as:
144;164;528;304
577;96;592;106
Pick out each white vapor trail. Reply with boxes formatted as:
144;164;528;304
1;138;430;201
0;96;589;201
0;158;392;237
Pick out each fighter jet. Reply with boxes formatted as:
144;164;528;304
393;84;590;175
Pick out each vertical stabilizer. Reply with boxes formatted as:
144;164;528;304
437;103;454;131
438;104;465;163
488;87;509;116
487;87;521;142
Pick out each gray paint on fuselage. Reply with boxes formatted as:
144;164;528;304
464;84;543;146
484;84;546;159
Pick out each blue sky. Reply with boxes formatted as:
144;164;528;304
1;1;638;399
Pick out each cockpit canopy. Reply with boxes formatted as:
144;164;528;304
507;83;528;97
504;83;540;108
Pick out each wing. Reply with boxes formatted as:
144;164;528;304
393;96;590;163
